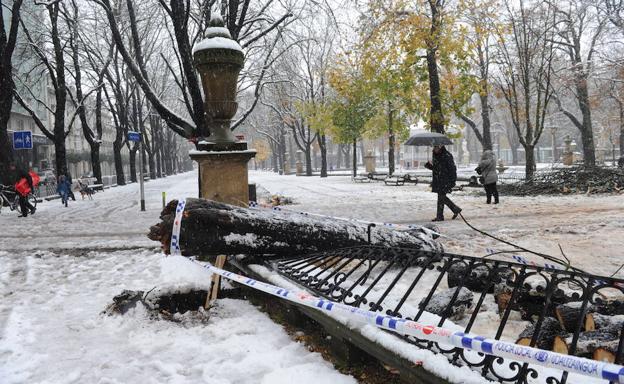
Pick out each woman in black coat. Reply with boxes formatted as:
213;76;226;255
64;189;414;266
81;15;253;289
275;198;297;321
424;145;462;221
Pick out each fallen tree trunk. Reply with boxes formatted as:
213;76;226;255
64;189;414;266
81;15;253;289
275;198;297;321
148;199;442;257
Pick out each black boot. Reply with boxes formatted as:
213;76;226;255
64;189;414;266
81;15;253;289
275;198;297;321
452;209;462;220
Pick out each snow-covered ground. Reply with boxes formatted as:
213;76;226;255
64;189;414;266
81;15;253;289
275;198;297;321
250;171;624;277
0;172;356;384
2;168;622;384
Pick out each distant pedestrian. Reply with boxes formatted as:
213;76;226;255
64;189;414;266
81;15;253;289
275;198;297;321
10;163;36;217
66;172;76;201
424;145;461;221
476;150;499;204
57;175;71;207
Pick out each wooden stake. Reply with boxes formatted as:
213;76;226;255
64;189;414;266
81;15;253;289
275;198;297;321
205;255;227;308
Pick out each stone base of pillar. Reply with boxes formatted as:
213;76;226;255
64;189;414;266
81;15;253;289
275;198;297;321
562;152;573;166
295;161;303;176
190;148;256;207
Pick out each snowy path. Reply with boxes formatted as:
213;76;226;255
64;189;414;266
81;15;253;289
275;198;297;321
250;171;624;277
0;171;356;384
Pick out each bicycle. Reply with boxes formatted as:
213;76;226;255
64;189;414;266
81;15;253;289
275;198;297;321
0;184;38;215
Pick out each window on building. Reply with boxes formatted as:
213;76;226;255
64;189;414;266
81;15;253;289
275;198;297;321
17;120;24;130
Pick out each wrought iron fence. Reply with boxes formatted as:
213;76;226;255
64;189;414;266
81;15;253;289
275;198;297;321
277;246;624;383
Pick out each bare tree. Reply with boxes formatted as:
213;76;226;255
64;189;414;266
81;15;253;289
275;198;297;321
495;0;557;179
14;1;84;177
90;0;298;141
550;0;607;167
0;0;24;181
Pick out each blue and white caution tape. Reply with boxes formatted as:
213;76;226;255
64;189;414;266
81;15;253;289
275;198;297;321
170;198;624;383
170;199;186;255
191;258;624;383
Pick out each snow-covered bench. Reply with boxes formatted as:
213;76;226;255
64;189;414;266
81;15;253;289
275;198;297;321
384;174;418;186
353;175;371;183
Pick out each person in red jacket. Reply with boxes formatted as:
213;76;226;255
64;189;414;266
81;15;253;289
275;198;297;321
10;163;36;217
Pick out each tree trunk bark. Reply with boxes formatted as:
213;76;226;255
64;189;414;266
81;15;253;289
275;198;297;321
388;104;395;175
129;147;138;183
148;198;441;257
352;139;357;177
480;93;493;150
305;146;312;176
90;144;102;184
319;134;327;177
524;145;535;181
576;76;596;167
426;2;445;134
113;140;125;185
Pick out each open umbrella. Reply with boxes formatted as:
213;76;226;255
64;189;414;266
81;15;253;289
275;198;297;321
404;132;453;146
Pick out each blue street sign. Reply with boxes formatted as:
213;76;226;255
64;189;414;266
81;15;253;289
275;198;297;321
127;131;141;142
13;131;33;150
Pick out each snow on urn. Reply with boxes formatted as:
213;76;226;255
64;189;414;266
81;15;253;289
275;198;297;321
193;14;244;145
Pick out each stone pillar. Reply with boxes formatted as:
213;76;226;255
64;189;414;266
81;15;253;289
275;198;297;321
364;150;376;174
190;150;256;206
562;136;573;166
295;150;304;176
284;152;290;174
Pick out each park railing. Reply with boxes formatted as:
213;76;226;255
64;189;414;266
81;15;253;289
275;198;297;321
276;246;624;384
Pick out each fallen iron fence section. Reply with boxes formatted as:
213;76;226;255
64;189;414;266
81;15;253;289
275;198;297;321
276;246;624;384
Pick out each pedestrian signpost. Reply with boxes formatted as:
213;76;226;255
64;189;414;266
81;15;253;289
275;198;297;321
127;131;145;211
13;131;33;150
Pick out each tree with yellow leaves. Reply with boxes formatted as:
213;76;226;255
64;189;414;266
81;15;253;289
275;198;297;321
360;0;476;136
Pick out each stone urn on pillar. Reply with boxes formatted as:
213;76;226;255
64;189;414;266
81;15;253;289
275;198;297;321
189;14;256;206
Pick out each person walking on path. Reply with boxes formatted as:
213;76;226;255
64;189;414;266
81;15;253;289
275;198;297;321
476;150;499;204
57;175;71;207
10;163;36;217
425;145;461;221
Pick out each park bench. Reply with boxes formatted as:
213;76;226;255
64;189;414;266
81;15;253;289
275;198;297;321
353;175;371;183
384;174;418;186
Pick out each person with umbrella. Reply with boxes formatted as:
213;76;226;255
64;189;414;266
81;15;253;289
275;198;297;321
424;145;462;221
404;132;462;221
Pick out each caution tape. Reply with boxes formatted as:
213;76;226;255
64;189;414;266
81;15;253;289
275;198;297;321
170;198;624;383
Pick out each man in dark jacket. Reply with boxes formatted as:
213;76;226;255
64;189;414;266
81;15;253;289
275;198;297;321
425;145;461;221
9;163;36;217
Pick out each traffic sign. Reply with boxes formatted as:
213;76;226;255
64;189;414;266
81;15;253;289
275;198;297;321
13;131;33;150
127;131;141;142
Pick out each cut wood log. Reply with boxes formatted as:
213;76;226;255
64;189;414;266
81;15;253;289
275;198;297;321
516;317;564;350
593;346;618;363
148;198;441;257
552;330;620;360
584;313;624;332
418;287;473;320
555;302;595;332
447;264;513;293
